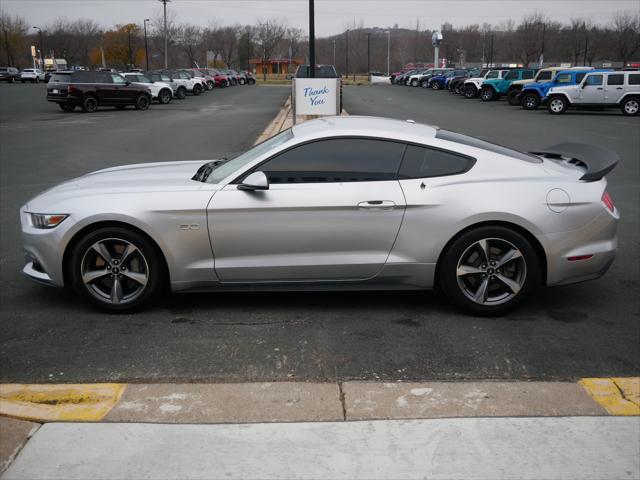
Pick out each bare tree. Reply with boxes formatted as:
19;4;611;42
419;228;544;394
178;23;203;67
211;25;240;68
609;11;640;65
255;18;286;79
0;9;29;67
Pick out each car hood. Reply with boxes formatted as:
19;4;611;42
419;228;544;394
24;160;221;211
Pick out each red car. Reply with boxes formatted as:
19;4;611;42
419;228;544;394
203;69;230;88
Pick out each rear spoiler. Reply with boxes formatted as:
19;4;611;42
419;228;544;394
530;142;619;182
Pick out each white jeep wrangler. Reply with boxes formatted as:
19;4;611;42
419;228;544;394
463;69;509;98
547;71;639;115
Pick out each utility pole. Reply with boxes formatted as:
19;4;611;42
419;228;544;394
32;26;43;69
345;29;349;78
332;39;336;67
489;32;494;67
308;0;315;78
127;29;133;69
246;26;251;72
143;19;150;71
158;0;170;68
386;30;390;76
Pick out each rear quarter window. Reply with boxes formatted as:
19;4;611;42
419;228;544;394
607;74;624;85
628;74;640;85
398;145;475;179
50;73;71;83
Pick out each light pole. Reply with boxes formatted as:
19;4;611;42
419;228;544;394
158;0;170;68
143;18;150;71
32;26;44;70
386;30;390;76
332;39;336;67
366;33;370;79
345;29;349;79
308;0;315;78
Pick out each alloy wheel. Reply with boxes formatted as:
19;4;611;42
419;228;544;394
549;98;565;113
80;238;149;305
456;238;526;306
624;99;638;115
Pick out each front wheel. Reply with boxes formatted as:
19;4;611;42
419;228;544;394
158;89;172;104
134;94;150;110
431;82;441;90
177;86;187;99
69;227;164;312
621;97;639;116
438;226;541;316
548;96;568;114
193;84;202;96
463;85;477;98
81;95;98;113
507;89;521;106
410;79;418;87
521;93;540;110
480;87;496;102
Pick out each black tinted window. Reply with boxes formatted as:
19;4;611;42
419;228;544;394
94;72;112;83
399;145;473;179
629;74;640;85
607;74;624;85
522;70;534;79
70;71;94;82
258;139;405;183
50;73;71;83
537;71;553;81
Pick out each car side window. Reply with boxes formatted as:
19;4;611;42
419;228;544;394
537;71;552;81
585;75;603;86
398;145;474;179
607;74;624;86
522;70;534;80
555;73;572;84
629;74;640;85
111;74;127;84
257;138;405;184
95;72;112;83
486;71;499;79
505;71;518;80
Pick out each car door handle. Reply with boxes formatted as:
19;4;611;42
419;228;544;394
616;87;623;90
596;87;603;90
357;200;396;209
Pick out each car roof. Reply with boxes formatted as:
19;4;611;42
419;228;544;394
291;116;438;142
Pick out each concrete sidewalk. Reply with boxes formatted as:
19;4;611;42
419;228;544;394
3;417;639;479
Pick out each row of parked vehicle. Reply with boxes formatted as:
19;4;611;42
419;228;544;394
44;67;255;113
392;65;640;116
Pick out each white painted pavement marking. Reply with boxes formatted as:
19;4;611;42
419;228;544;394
3;417;638;479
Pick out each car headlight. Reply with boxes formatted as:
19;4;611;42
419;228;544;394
29;213;68;229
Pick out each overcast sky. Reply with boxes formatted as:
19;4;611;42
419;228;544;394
2;0;639;35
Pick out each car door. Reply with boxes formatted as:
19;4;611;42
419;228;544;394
93;72;114;103
110;73;133;103
604;73;625;103
579;74;605;104
207;137;408;282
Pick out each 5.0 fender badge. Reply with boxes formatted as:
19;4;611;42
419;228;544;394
179;224;200;230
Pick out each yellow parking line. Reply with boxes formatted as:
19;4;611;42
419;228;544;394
579;378;640;416
0;384;126;422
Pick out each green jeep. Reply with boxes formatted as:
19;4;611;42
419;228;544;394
479;69;536;102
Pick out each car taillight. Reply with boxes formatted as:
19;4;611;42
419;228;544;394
601;191;615;212
67;85;77;93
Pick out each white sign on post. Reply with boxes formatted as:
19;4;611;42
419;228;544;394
294;78;339;116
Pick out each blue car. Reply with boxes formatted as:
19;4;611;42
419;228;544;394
519;69;611;110
429;69;468;90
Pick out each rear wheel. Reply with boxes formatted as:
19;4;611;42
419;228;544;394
158;89;172;104
193;83;202;95
81;95;98;113
480;86;496;101
177;86;187;99
621;97;639;116
464;85;477;98
548;96;568;114
69;227;164;312
207;80;214;90
58;103;75;112
420;80;429;88
431;81;441;90
247;78;255;85
239;78;246;85
9;77;15;83
35;77;39;83
134;94;150;110
438;226;540;316
410;78;419;87
521;93;540;110
507;89;521;106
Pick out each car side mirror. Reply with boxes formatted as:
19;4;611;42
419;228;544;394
238;171;269;191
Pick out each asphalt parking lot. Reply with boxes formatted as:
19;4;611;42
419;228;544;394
0;83;638;384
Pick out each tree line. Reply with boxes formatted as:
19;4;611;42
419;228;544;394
1;9;638;72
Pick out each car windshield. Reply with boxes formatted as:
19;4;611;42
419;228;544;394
208;129;295;183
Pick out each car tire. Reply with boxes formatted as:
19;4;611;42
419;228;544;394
247;78;255;85
548;96;568;114
521;93;540;110
621;97;639;116
177;86;187;99
438;226;541;317
507;89;521;106
58;103;75;112
480;87;496;102
464;85;477;98
68;226;165;312
207;81;214;90
9;77;15;83
431;82;441;90
410;79;418;87
35;77;39;83
239;78;246;85
158;89;172;104
81;95;98;113
134;94;150;110
193;84;202;95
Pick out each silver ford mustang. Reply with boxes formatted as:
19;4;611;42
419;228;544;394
20;116;619;315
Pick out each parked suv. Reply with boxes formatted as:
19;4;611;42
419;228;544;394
448;69;483;94
147;72;183;99
519;69;609;110
21;68;46;83
46;71;152;112
547;71;640;115
463;69;510;98
122;72;173;104
479;68;537;101
0;67;20;83
428;69;468;90
506;66;594;105
417;68;452;88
